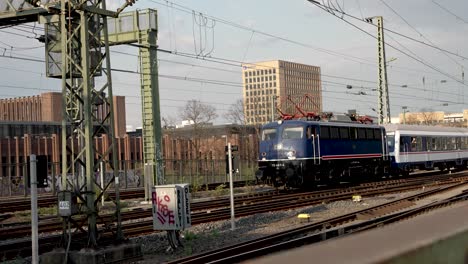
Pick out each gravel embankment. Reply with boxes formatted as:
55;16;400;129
132;187;429;263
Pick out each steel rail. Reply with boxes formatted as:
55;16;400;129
169;181;468;263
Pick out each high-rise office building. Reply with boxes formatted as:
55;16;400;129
242;60;322;125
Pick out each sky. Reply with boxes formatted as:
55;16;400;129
0;0;467;129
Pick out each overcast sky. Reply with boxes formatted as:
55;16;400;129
0;0;467;129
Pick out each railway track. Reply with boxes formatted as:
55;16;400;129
0;181;250;214
169;181;468;263
1;172;465;240
1;172;467;260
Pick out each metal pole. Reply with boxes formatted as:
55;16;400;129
144;163;154;201
100;161;105;206
375;16;391;124
228;143;235;230
30;155;38;264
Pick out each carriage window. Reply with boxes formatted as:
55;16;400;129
262;128;277;141
282;127;303;139
320;126;330;139
449;137;457;150
410;137;417;151
430;137;438;150
373;129;381;140
357;128;366;139
407;137;423;152
387;135;395;152
340;127;349;139
330;127;340;139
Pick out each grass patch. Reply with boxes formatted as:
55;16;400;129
210;229;220;238
1;256;27;264
183;231;198;241
214;184;228;197
38;205;57;216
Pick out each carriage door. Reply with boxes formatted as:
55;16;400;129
307;126;319;165
400;136;410;163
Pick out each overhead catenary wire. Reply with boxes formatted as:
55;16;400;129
308;1;467;87
431;0;468;24
150;0;465;77
116;45;465;99
309;0;468;62
378;0;464;68
0;48;465;106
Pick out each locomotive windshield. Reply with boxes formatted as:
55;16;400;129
282;126;303;139
262;128;277;141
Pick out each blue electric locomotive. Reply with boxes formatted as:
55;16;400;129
256;119;389;187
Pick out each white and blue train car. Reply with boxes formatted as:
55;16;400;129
384;124;468;176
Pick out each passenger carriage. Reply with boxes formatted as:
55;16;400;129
384;124;468;176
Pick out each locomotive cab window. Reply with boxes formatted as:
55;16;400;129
262;128;277;141
282;127;303;139
306;126;316;139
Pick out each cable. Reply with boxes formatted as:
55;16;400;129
309;1;467;86
0;51;465;105
378;0;463;68
120;46;466;99
432;0;468;24
308;0;468;61
149;0;383;66
151;0;461;77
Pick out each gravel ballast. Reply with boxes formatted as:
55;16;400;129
132;187;430;263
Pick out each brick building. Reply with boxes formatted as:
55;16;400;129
0;92;127;137
0;124;259;180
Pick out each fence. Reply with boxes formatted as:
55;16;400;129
0;159;257;197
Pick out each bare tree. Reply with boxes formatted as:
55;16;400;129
224;99;260;164
179;100;218;159
224;99;245;125
162;115;176;129
405;115;418;125
419;108;436;125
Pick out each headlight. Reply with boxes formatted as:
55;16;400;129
287;150;296;160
